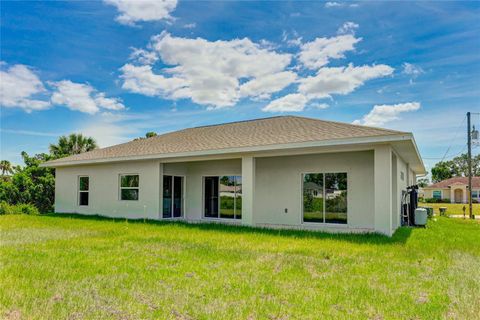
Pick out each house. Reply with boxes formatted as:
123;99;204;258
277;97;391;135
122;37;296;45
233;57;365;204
422;177;480;203
42;116;425;236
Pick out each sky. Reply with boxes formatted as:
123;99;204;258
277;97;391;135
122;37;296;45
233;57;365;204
1;0;480;174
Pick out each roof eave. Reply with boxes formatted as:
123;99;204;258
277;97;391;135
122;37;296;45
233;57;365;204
41;133;422;168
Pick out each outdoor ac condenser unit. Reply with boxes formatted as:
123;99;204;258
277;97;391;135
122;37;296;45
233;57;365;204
414;208;428;226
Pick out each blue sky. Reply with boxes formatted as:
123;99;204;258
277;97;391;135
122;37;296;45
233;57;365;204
1;1;479;174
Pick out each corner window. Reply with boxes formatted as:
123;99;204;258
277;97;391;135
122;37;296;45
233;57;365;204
303;172;347;224
120;174;139;200
432;190;442;199
78;176;89;206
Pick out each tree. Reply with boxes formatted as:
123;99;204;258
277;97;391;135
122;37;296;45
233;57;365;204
49;134;98;158
0;152;55;213
0;133;97;213
134;132;158;141
0;160;13;176
431;153;480;183
417;178;429;188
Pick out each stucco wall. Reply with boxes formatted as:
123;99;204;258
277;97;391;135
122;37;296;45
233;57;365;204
423;188;450;200
165;159;242;221
394;154;409;230
55;149;408;234
253;151;375;231
55;160;161;219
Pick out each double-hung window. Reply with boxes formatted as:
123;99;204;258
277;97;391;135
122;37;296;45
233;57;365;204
120;174;139;200
432;190;442;200
78;176;89;206
303;172;347;224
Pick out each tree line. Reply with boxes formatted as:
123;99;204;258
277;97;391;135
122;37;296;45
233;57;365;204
1;132;157;213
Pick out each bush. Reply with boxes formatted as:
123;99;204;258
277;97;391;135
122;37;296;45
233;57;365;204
0;201;39;215
423;198;450;204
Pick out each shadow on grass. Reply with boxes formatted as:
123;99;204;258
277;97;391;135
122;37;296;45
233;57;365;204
40;213;413;245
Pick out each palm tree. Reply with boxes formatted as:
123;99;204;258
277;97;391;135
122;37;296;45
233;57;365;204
0;160;13;176
49;134;98;158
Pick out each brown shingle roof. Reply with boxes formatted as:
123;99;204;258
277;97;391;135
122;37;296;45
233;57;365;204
427;177;480;188
45;116;407;166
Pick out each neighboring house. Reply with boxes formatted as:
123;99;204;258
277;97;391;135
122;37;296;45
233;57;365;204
42;116;425;236
422;177;480;203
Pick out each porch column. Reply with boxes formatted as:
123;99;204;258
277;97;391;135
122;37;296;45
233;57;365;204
374;145;393;236
242;156;255;226
159;163;164;219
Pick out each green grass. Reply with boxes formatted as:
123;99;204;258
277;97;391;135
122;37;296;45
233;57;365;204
419;202;480;216
1;214;479;319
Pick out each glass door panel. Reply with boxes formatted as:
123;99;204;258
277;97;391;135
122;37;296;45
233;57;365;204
204;177;219;218
220;176;235;219
234;176;242;219
163;175;173;218
173;176;183;218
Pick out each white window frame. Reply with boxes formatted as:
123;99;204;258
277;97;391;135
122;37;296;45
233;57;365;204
472;190;479;199
301;171;349;226
78;175;89;206
202;175;242;221
119;174;140;201
432;190;442;200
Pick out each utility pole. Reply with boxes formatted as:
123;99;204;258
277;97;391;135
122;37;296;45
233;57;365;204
467;112;473;219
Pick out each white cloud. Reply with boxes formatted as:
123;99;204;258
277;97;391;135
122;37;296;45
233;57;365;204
50;80;125;114
120;63;190;98
299;64;394;99
298;35;361;70
282;30;303;47
262;93;308;112
94;93;126;111
0;64;50;112
310;102;330;109
325;2;342;8
402;62;424;76
129;47;158;65
239;71;297;100
120;32;294;108
325;2;359;8
183;23;196;29
104;0;177;26
353;102;421;127
337;21;359;35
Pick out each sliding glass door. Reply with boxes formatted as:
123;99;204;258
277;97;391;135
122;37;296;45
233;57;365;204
163;175;184;218
204;176;242;220
204;177;219;218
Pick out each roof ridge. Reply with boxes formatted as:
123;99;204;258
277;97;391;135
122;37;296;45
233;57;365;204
189;115;289;129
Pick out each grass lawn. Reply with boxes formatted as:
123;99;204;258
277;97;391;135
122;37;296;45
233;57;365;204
1;214;479;319
419;202;480;216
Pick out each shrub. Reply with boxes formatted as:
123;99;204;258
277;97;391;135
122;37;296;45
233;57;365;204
0;201;39;215
423;198;450;204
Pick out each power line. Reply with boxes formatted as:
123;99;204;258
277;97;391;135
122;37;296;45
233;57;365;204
423;143;468;160
438;114;467;162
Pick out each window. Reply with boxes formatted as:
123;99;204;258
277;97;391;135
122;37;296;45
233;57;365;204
120;174;139;200
78;176;89;206
163;175;184;218
204;176;242;219
472;190;479;198
432;190;442;200
303;172;347;224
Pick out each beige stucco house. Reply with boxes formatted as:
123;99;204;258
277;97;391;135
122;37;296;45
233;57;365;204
422;177;480;203
42;116;425;236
